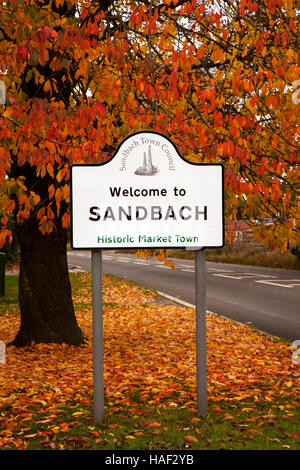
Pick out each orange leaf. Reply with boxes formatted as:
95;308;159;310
256;39;263;53
185;435;198;443
148;422;161;428
48;184;55;199
210;48;223;63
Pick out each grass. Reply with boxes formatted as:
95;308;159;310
0;273;299;451
0;275;19;316
15;398;300;451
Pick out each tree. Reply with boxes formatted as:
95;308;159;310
0;0;299;346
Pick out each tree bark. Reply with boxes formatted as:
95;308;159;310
10;216;85;347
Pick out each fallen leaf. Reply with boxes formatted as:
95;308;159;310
184;435;198;443
148;422;161;428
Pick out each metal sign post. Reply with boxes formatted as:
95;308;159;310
195;249;207;417
92;249;104;423
71;131;224;424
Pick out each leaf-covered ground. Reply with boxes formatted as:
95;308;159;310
0;273;299;450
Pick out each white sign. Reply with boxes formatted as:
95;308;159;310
71;132;224;249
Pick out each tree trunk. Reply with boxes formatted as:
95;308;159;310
10;216;85;347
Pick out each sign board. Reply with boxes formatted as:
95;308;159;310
71;131;224;250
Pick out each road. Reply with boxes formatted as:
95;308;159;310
67;250;300;341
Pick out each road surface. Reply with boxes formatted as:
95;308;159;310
67;250;300;341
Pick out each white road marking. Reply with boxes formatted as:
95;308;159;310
255;279;300;288
206;268;232;272
176;264;194;268
212;272;277;280
73;252;90;257
92;254;300;289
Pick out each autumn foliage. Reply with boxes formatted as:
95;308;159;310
0;0;299;346
0;0;299;250
0;273;299;449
